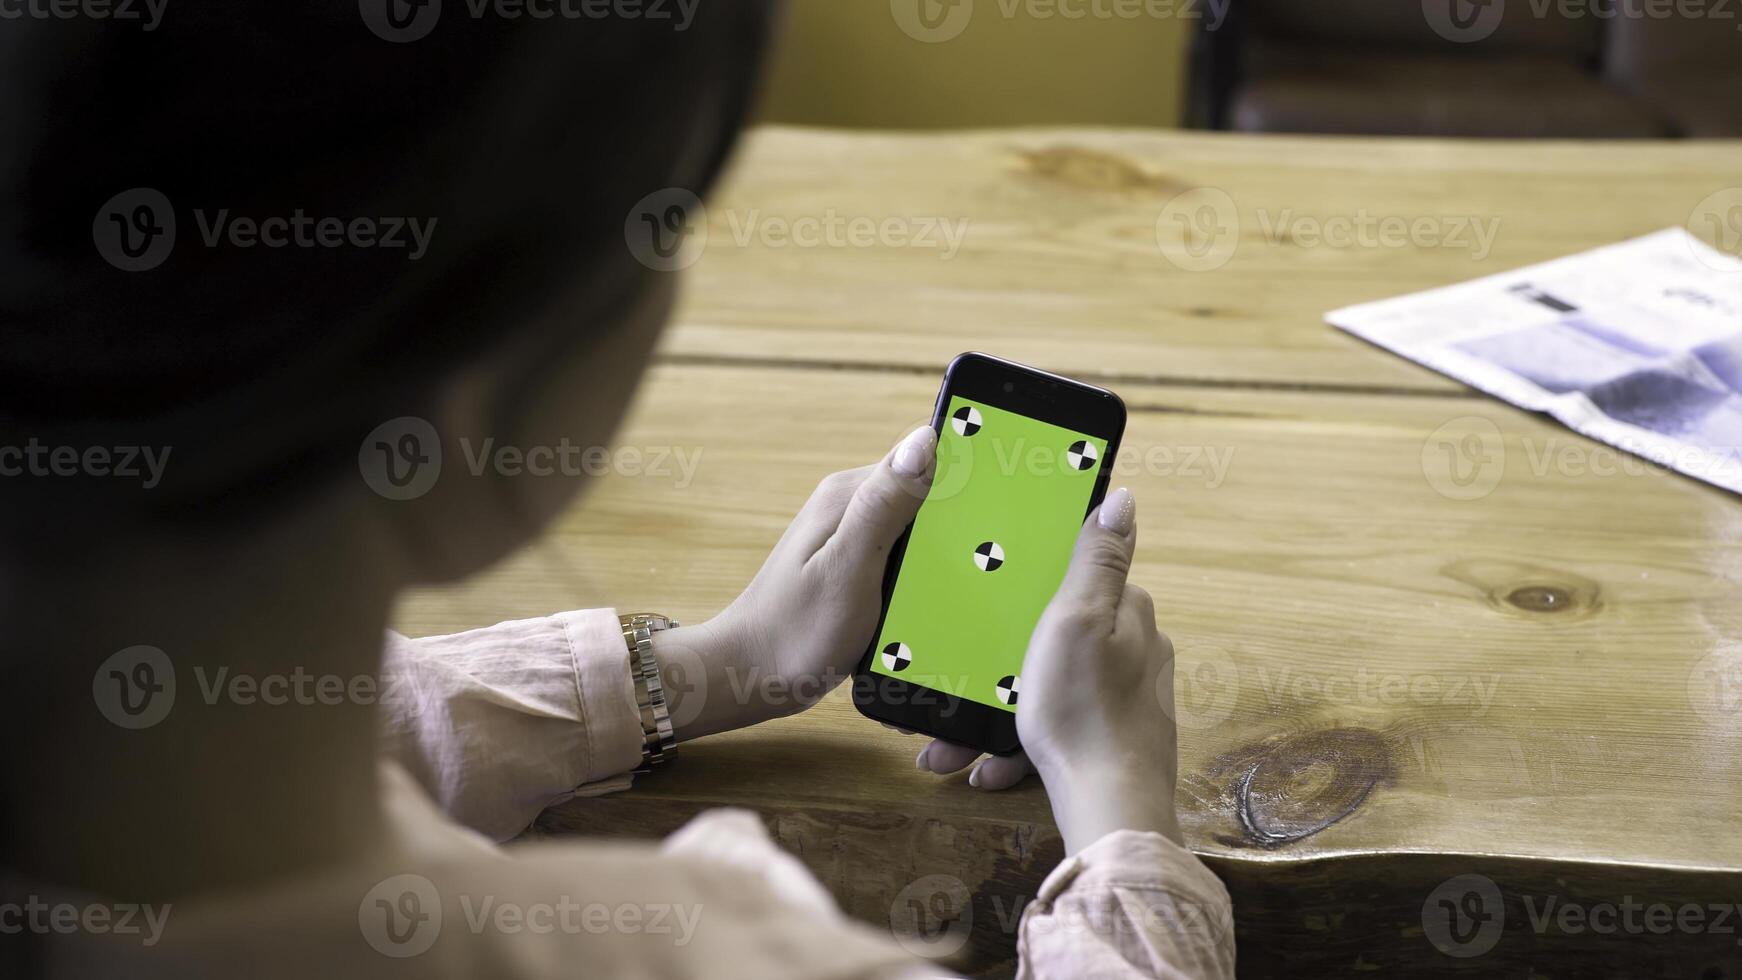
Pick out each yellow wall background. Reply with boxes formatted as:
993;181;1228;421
759;1;1192;129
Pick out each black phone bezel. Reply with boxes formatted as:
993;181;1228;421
851;351;1128;756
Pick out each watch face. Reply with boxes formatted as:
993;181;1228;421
623;613;678;632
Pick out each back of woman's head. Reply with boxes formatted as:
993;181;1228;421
0;0;774;549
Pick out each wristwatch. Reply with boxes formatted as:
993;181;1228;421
619;613;679;772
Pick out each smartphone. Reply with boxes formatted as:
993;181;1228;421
852;352;1127;755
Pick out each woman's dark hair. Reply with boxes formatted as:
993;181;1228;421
0;0;775;543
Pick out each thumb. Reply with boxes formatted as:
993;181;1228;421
829;426;936;556
1055;487;1138;610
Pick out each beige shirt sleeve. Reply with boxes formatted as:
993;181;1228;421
376;609;1237;978
1019;830;1237;979
378;608;645;841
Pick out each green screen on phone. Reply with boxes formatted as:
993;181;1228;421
870;396;1108;712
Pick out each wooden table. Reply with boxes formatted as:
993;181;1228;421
398;128;1742;977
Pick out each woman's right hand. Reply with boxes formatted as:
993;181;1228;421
1017;487;1185;855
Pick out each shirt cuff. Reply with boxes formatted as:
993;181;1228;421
553;607;645;784
1031;830;1236;950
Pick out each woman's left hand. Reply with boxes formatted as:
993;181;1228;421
908;735;1035;792
654;426;938;740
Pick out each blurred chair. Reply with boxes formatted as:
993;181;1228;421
1189;0;1741;137
1604;13;1742;137
760;3;1189;129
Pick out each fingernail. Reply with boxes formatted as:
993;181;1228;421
892;426;936;479
915;745;932;771
1099;486;1136;535
968;763;983;788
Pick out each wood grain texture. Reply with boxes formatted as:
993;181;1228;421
399;362;1742;976
666;127;1742;393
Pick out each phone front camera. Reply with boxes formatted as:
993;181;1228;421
1002;382;1015;393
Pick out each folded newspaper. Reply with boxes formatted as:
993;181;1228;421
1327;228;1742;496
